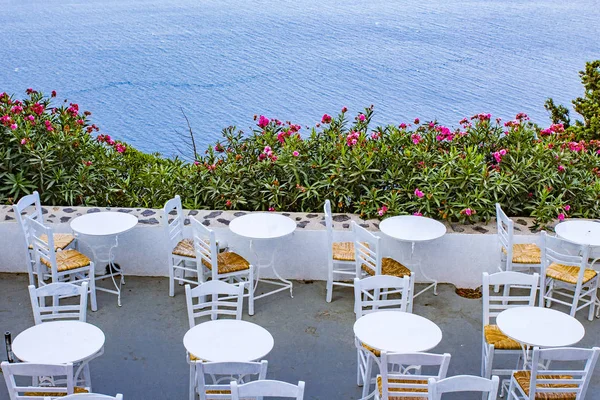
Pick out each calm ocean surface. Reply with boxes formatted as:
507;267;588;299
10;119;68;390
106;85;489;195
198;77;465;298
1;0;599;156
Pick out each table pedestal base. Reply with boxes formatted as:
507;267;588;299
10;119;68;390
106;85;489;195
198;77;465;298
250;240;293;300
407;242;438;299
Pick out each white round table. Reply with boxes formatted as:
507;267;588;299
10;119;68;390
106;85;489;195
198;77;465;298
496;306;585;348
229;213;296;299
353;311;442;353
379;216;447;297
70;211;138;306
183;320;274;362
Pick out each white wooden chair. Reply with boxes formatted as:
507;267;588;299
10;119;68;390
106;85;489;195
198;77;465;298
481;272;539;382
26;216;97;311
376;351;451;400
13;191;75;285
1;361;88;399
427;375;499;400
353;221;415;312
507;347;599;400
230;380;305;400
53;394;123;400
540;231;599;320
354;274;411;399
324;199;356;302
190;216;254;316
196;360;268;400
496;203;541;274
29;282;88;324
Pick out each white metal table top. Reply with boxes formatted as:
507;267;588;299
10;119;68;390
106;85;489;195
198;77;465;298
70;211;138;236
497;306;585;348
229;213;296;240
555;220;600;247
353;311;442;353
12;321;105;364
379;215;447;243
183;320;274;362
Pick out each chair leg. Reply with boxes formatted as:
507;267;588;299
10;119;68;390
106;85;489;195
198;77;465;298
83;363;92;391
483;344;494;380
248;268;255;316
356;349;363;387
88;269;98;312
326;261;333;303
507;377;516;399
189;363;196;400
169;258;175;297
571;284;583;317
362;355;373;399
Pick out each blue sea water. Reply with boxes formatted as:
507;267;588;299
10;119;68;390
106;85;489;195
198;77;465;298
1;0;599;156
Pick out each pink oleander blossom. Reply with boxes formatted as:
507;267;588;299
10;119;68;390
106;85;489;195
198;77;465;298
377;205;388;217
321;114;332;124
564;205;571;212
358;114;366;122
558;165;565;172
558;213;565;221
10;123;17;130
414;188;424;198
413;212;423;216
268;207;275;212
292;151;299;157
115;143;126;153
257;115;270;128
411;133;422;144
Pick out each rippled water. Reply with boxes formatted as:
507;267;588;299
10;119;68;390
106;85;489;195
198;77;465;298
1;0;599;156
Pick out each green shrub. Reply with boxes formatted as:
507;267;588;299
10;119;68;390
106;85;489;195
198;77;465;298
2;78;600;227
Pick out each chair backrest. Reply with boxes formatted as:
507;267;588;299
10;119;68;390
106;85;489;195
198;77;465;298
185;281;244;327
163;195;185;251
496;203;514;262
380;352;451;399
190;216;219;279
324;200;334;260
1;361;74;400
13;191;44;247
25;216;59;280
57;394;124;400
196;360;268;400
353;275;410;319
427;375;499;400
29;282;88;324
541;231;590;278
230;380;305;400
481;271;539;326
352;221;381;276
527;347;600;399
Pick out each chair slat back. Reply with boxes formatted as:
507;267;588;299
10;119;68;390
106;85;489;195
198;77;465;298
230;380;305;400
185;281;244;327
13;192;43;254
163;195;185;250
541;231;590;269
25;216;58;280
191;217;219;278
197;361;268;400
354;275;409;319
29;282;88;324
1;361;74;400
496;203;514;261
324;200;334;258
352;221;380;275
380;352;451;399
482;271;539;325
427;375;499;400
528;347;600;399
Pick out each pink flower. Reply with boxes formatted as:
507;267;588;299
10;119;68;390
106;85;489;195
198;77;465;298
370;132;381;140
76;119;84;125
31;103;44;115
44;120;53;131
399;123;407;129
564;205;571;212
10;123;17;130
214;143;224;152
558;165;565;172
194;161;200;166
83;161;92;166
411;134;422;144
413;212;423;216
51;90;57;97
597;149;600;155
226;200;232;207
264;146;271;153
499;149;507;156
463;208;473;216
346;131;360;147
341;106;348;113
321;114;332;124
558;213;565;222
414;188;424;198
377;205;388;217
268;207;275;212
20;138;27;145
428;122;435;128
115;143;126;153
11;105;23;114
26;115;34;121
258;153;266;161
358;114;366;122
26;88;35;95
257;115;270;128
292;151;299;157
414;118;420;124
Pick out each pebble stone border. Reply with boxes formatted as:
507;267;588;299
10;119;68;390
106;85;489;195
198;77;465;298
0;204;547;235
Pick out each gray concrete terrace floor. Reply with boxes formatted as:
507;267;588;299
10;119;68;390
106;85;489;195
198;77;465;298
1;273;599;400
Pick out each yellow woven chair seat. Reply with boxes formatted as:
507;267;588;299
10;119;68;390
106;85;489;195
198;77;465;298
201;252;250;274
513;371;577;400
25;386;88;396
484;324;521;350
28;233;75;251
362;258;411;278
41;250;91;272
546;263;597;285
332;242;356;261
376;375;428;400
361;342;381;357
502;243;541;264
172;238;196;258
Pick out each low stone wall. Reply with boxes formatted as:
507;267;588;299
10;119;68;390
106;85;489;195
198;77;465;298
0;205;545;288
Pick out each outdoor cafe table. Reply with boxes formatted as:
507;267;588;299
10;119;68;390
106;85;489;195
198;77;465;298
70;211;138;307
229;213;296;299
12;321;105;389
379;215;447;298
183;320;274;362
496;306;585;368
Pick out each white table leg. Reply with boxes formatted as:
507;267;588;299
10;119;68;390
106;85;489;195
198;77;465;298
249;239;293;300
407;241;438;298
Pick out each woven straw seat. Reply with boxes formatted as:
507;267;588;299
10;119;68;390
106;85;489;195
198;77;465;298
376;375;428;400
25;386;88;396
172;238;195;258
41;250;91;272
361;342;381;357
332;242;356;261
502;243;541;264
28;233;75;251
362;258;411;278
546;263;597;285
484;324;521;350
201;252;250;274
513;371;577;400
